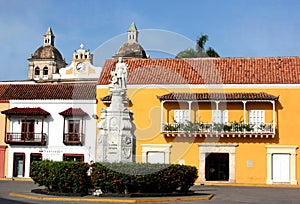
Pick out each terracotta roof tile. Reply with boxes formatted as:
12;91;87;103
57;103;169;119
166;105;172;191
98;57;300;85
1;107;50;115
59;108;87;116
0;83;96;100
158;92;278;101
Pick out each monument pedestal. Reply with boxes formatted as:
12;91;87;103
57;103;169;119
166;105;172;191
97;58;136;163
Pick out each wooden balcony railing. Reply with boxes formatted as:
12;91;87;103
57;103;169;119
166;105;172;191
63;133;84;145
5;133;47;145
161;122;276;138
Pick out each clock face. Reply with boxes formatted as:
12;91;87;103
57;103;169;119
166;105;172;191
76;62;86;72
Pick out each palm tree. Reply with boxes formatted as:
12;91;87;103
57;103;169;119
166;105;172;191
176;34;219;58
206;47;220;57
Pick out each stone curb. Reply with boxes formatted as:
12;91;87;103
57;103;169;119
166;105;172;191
9;192;214;203
0;177;33;182
201;183;300;188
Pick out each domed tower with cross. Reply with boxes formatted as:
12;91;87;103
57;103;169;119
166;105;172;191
113;22;147;59
28;27;67;81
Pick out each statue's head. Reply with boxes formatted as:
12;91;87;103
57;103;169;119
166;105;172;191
118;57;123;63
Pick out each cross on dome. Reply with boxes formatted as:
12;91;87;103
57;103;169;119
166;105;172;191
80;43;84;50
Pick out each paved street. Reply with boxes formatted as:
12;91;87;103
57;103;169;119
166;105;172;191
1;180;300;203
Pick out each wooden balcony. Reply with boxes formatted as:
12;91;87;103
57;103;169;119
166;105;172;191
63;133;84;145
161;122;276;138
5;133;47;145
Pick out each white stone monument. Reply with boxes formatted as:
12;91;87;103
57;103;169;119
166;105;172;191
97;57;136;162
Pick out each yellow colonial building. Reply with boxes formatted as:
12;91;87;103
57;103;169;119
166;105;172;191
97;57;300;185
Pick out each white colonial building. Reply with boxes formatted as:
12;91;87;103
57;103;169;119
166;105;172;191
1;83;97;178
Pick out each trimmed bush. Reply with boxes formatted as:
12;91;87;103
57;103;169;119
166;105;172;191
30;161;198;195
30;160;90;194
91;163;198;194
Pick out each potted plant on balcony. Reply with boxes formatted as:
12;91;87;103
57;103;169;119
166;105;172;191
182;121;201;132
212;123;224;132
223;123;232;132
257;123;266;132
243;123;254;132
232;120;243;132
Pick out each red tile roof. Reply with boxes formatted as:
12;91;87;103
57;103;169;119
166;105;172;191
98;57;300;85
0;83;96;100
59;108;87;116
0;84;10;95
157;92;278;101
1;107;50;115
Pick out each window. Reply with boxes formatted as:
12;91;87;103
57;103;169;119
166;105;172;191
248;110;265;131
266;146;298;185
63;154;84;162
67;120;80;141
147;151;165;164
43;67;48;76
141;144;172;164
174;109;190;123
212;110;228;124
34;67;40;76
68;120;80;134
21;120;35;141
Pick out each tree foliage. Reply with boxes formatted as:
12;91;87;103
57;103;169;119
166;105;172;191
176;34;219;58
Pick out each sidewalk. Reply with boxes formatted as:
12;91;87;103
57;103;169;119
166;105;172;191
2;179;300;204
0;179;213;203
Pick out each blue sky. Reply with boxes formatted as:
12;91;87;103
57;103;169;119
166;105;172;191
0;0;299;80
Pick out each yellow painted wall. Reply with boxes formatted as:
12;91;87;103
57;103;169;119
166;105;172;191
97;86;300;184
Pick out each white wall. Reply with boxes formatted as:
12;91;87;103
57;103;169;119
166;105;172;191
7;99;97;178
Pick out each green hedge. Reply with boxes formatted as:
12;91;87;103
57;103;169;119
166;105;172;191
91;163;198;194
30;161;198;194
30;160;90;194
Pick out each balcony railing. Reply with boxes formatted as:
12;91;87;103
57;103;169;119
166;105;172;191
63;133;84;145
5;133;47;145
161;122;275;138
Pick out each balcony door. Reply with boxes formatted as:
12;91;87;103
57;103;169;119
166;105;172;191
21;120;35;140
212;110;228;124
68;120;80;142
248;110;265;131
174;110;190;123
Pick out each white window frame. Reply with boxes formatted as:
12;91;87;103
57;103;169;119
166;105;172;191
147;151;165;164
212;110;228;124
141;144;172;164
174;109;190;123
266;145;298;185
248;110;265;131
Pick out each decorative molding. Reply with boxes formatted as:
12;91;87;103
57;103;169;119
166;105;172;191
141;144;172;164
265;145;298;185
198;143;238;183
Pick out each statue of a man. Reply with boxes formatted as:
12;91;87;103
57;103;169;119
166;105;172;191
121;61;128;89
113;57;128;89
